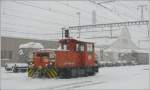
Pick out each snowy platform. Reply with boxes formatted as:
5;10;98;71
1;65;150;90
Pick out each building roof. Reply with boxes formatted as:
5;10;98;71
19;42;44;49
60;38;94;43
109;27;138;50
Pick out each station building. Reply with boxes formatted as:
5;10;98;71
96;27;150;65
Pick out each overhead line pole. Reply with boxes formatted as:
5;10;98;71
148;2;150;37
137;5;147;21
77;12;81;38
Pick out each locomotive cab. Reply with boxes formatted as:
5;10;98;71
56;38;98;78
59;38;94;53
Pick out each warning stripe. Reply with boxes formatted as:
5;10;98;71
51;68;57;76
46;68;52;78
51;67;58;77
49;70;55;78
47;67;57;78
28;68;31;76
47;72;51;78
28;67;58;78
29;72;33;77
46;68;54;78
28;69;32;74
47;68;54;78
28;68;33;77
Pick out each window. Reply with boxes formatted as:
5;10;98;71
87;44;93;52
61;44;67;50
36;52;49;57
76;43;84;52
36;52;49;62
1;50;13;59
49;52;56;61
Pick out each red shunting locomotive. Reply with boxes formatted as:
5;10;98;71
28;31;98;78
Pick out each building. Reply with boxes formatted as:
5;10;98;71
1;36;59;66
96;27;149;65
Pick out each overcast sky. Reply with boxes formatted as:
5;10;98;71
1;0;150;46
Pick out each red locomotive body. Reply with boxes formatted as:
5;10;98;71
28;38;98;78
56;38;96;67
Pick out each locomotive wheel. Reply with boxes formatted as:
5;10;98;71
83;68;88;77
58;68;72;79
71;68;78;78
85;67;95;76
58;67;98;78
64;68;71;79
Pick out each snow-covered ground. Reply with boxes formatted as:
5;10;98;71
1;65;150;90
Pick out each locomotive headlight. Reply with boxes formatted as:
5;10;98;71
29;64;34;68
45;64;48;66
31;64;34;67
50;62;52;65
38;66;42;69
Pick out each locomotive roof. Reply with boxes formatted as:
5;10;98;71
36;48;69;52
60;38;94;43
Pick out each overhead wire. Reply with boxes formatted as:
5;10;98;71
13;1;76;18
106;2;138;20
88;0;136;20
2;12;67;26
3;6;76;26
115;2;145;20
12;1;90;22
2;22;56;31
57;2;115;21
1;27;62;36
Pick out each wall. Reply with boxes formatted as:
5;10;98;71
1;37;59;66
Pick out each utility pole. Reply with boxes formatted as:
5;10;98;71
110;26;113;38
76;12;81;38
137;5;147;21
92;10;96;25
148;2;150;37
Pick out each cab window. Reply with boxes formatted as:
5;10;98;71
61;43;67;50
36;52;49;61
87;43;93;52
36;52;49;57
49;52;55;61
76;43;84;52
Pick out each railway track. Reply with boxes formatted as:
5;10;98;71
39;80;107;90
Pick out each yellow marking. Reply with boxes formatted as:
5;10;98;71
28;71;33;77
28;69;33;77
28;69;32;74
46;68;52;78
29;70;34;77
53;67;58;76
27;68;30;72
47;72;51;78
51;68;57;76
49;70;55;78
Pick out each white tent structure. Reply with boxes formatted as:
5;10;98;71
105;27;138;53
18;42;44;62
19;42;44;49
